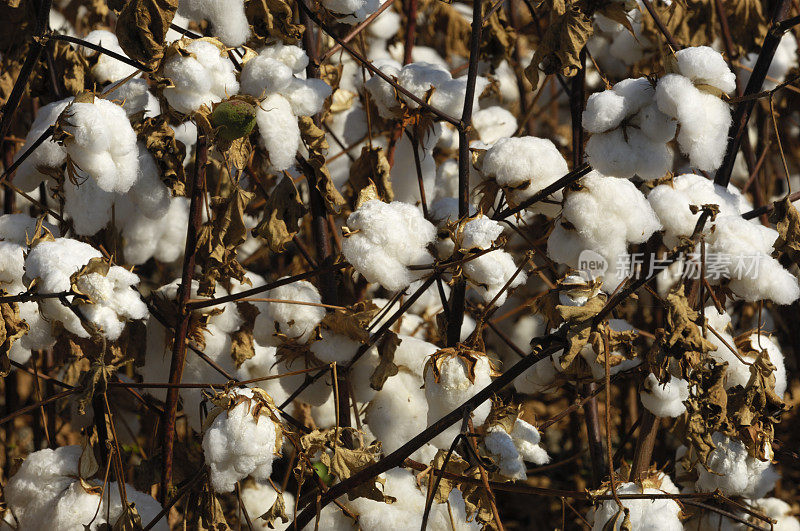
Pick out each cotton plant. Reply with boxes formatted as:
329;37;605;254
423;348;495;449
589;472;682;531
483;416;550;480
479;135;569;216
161;38;240;115
648;174;800;304
4;446;167;530
365;60;489;120
320;0;381;24
547;172;662;291
639;373;690;418
82;30;140;83
23;236;147;341
655;46;737;172
202;388;283;493
741;32;798;90
239;44;332;171
587;8;652;79
341;199;437;292
583;77;675;180
449;214;527;306
177;0;251;47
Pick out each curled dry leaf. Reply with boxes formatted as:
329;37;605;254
252;175;307;253
0;294;28;377
116;0;178;72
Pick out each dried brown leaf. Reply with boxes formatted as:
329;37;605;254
253;176;307;253
116;0;177;71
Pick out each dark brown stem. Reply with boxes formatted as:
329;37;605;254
640;0;680;50
714;0;792;187
402;0;417;65
629;409;660;481
159;132;207;502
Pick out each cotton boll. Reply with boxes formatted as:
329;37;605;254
281;77;333;117
60;97;139;193
128;144;171;219
253;279;325;345
655;73;694;118
162;39;239;114
342;200;436;292
640;373;689;417
153;198;190;262
462;249;527;306
631;101;677;143
62;174;114;235
0;213;59;244
13;98;71;192
321;0;380;23
72;267;147;340
735;333;788;396
203;388;282;493
256;96;301;171
364;61;403;118
482;136;569;214
397;62;452;108
609;28;648;65
472;106;518;144
239;482;296;530
590;477;682;531
84;30;139;83
485;418;549;480
50;480;103;529
105;78;160;117
424;350;494;449
585;128;638;178
612;77;655;112
104;483;168;531
178;0;250;46
627;131;673;181
310;331;361;364
752;498;800;531
675;46;737;94
674;90;731;172
366;370;429;454
694;432;779;499
240;55;294;98
582;90;628;133
390;126;440;204
430;76;489;119
460;215;503;250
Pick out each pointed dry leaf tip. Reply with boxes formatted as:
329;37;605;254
115;0;178;71
0;294;28;376
424;346;491;385
252;175;307;253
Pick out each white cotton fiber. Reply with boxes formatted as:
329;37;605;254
163;39;239;114
253;279;325;345
322;0;380;23
240;56;294;98
462;249;527;306
239;482;296;530
60;97;139;193
105;78;161;117
62;171;113;235
640;373;689;417
13;98;72;192
178;0;251;47
203;388;282;492
674;46;737;94
590;475;682;531
582;89;627;133
472;106;518;145
656;73;732;172
741;33;798;90
84;30;139;83
24;237;147;340
481;136;568;214
256;96;301;171
694;432;779;499
365;371;429;455
484;418;549;480
342;200;436;291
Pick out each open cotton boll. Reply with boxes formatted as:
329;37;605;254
236;342;291;406
117;196;188;264
202;388;283;493
647;173;746;246
310;331;361;364
631;102;677;144
705;215;800;304
342;200;436;292
83;30;139;83
741;33;798;90
177;0;250;47
424;350;494;449
472;106;518;145
430;76;489;119
253;279;325;345
281;77;333;117
590;475;682;531
582;89;627;133
13;98;71;192
391;125;441;204
365;370;429;455
62;173;113;235
162;39;239;114
128;144;171;219
256;96;301;171
460;215;503;250
656;74;732;172
71;266;148;340
675;46;737;94
462;249;527;306
239;482;295;530
0;213;58;244
59;97;139;194
695;432;779;499
751;498;800;531
240;55;295;98
640;373;689;417
321;0;380;23
104;483;168;531
105;78;160;117
481;136;569;215
485;418;549;480
734;333;788;396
